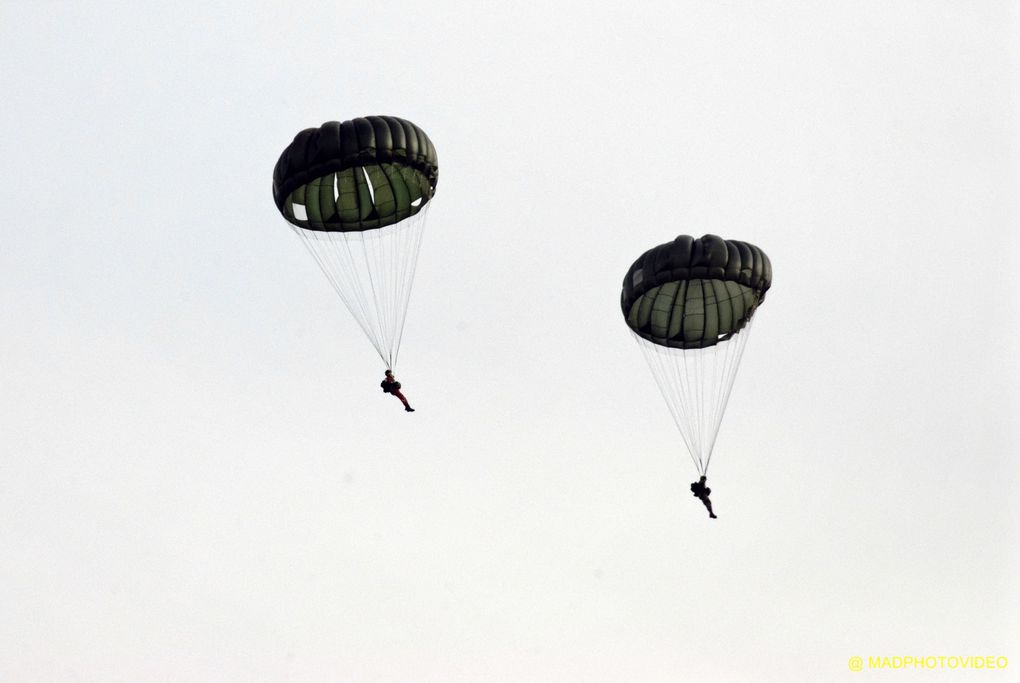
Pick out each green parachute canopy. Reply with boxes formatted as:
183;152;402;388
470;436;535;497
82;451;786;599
621;234;772;476
621;234;771;350
272;116;439;371
273;116;438;232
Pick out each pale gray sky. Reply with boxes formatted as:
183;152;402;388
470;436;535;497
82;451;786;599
1;2;1018;681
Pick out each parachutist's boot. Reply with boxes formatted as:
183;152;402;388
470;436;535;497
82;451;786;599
405;406;415;412
702;498;717;519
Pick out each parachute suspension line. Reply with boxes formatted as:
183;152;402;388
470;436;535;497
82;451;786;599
634;332;702;475
360;164;399;367
692;337;706;469
292;206;430;370
679;340;708;474
336;228;386;360
391;202;429;368
295;228;384;360
357;218;389;365
632;322;755;476
702;319;753;473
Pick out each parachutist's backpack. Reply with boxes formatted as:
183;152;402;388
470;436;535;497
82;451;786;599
381;380;401;393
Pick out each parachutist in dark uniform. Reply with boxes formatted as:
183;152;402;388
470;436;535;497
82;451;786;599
690;476;717;518
381;370;414;412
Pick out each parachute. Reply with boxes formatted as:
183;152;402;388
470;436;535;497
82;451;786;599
272;116;438;370
621;234;771;475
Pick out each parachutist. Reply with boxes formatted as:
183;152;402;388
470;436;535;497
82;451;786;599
690;476;717;518
622;235;770;508
381;370;415;412
274;117;438;391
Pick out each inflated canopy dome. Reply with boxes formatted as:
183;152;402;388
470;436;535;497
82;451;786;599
621;234;771;349
272;116;439;232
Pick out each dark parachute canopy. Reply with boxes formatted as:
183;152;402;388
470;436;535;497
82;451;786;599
622;234;772;475
621;234;771;349
273;116;438;232
272;116;439;370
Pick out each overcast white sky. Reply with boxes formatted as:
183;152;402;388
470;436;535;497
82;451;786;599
1;2;1018;681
